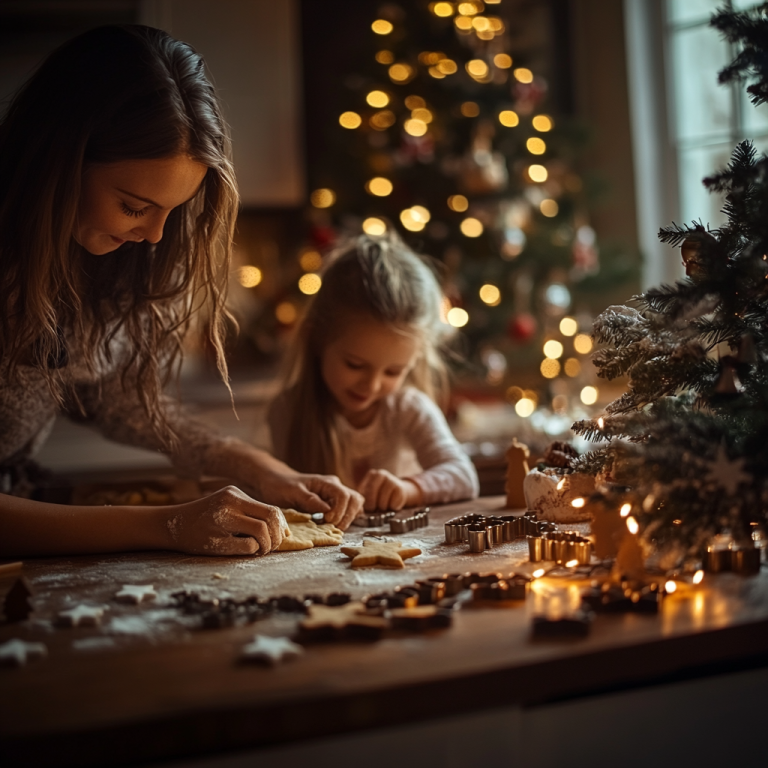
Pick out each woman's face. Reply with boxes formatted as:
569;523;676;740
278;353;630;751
74;155;208;255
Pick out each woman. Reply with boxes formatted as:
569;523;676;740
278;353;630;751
0;25;362;558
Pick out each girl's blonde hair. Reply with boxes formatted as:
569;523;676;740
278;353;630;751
0;25;238;447
276;231;452;475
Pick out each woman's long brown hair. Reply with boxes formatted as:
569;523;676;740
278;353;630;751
0;25;239;447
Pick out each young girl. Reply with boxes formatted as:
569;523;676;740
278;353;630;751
0;25;362;559
269;233;479;511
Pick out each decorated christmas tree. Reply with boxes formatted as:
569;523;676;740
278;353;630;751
247;0;636;406
572;3;768;561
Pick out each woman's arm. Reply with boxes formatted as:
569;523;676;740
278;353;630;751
0;485;285;558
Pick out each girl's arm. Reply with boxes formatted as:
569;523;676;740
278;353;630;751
0;485;285;558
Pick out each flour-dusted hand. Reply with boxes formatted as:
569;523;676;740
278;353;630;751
163;486;286;556
358;468;422;512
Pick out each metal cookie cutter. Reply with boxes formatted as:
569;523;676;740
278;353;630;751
352;510;397;527
528;531;592;565
389;507;430;534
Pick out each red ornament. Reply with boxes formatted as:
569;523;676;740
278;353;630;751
310;225;336;251
507;313;537;343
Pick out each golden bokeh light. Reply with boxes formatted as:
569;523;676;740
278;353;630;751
236;265;262;288
479;283;501;305
505;385;523;403
460;217;483;237
433;2;454;17
620;504;632;517
494;53;512;69
310;188;335;208
466;59;489;78
488;16;505;32
528;164;548;182
362;217;387;236
540;358;561;379
404;118;428;136
461;101;480;117
564;358;581;377
580;386;598;405
533;114;554;132
515;397;535;417
513;67;534;83
574;333;594;354
527;137;546;155
366;177;393;196
389;63;414;83
540;199;559;217
370;110;396;130
499;110;519;127
298;273;322;295
405;95;426;109
436;58;458;75
448;194;469;212
375;50;395;64
626;515;639;535
458;1;480;14
559;317;578;336
411;205;431;222
339;111;362;129
472;16;490;31
447;307;469;327
428;66;446;79
400;206;430;232
543;340;564;359
372;19;394;35
275;301;297;324
411;107;433;123
454;15;473;31
299;250;322;272
366;90;389;108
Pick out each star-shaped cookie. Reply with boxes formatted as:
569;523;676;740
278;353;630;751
340;539;421;568
240;634;303;665
58;605;107;627
0;638;47;667
277;509;345;551
299;601;390;641
115;585;157;604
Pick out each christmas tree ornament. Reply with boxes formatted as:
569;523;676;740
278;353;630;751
507;312;537;342
712;359;744;400
680;229;721;282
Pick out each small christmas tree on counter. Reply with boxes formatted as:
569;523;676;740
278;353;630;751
572;3;768;562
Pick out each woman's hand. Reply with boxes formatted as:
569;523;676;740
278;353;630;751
358;469;423;512
162;485;286;556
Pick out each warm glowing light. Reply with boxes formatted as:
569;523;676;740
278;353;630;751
404;118;428;137
372;19;393;35
400;208;426;232
362;217;387;235
693;570;704;584
564;358;581;377
466;59;489;78
580;386;598;405
533;114;554;132
447;307;469;327
479;284;501;305
448;194;469;212
298;273;322;295
275;301;297;324
310;188;335;208
515;397;535;417
472;16;490;31
488;16;505;32
571;497;586;508
458;1;480;15
565;559;579;568
411;108;433;124
405;95;426;109
437;58;458;75
499;110;519;127
527;137;546;155
540;358;561;378
533;568;546;578
540;199;559;217
366;90;390;108
626;516;639;535
528;164;548;182
514;67;533;83
429;66;446;78
665;580;677;594
560;317;578;336
494;53;512;69
366;177;393;196
237;265;262;288
461;101;480;117
389;63;414;83
460;217;483;237
620;503;632;518
299;251;322;272
597;417;605;429
339;111;362;129
375;50;394;64
370;110;396;130
454;15;473;31
574;334;594;354
556;478;566;491
411;205;431;223
543;340;564;359
433;2;454;17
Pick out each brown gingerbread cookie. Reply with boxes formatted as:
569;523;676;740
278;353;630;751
340;539;421;568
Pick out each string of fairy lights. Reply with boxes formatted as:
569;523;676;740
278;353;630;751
234;0;602;415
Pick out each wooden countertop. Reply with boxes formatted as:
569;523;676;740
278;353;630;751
1;496;767;767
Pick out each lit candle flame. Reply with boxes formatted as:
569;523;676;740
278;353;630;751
556;478;566;491
620;503;631;517
571;497;585;508
665;580;677;594
626;516;639;534
597;417;604;429
565;559;578;568
693;570;704;584
532;568;545;578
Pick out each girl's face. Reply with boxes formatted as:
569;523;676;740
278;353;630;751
321;315;419;427
74;155;207;255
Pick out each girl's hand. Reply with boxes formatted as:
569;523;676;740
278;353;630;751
162;485;286;556
358;469;423;512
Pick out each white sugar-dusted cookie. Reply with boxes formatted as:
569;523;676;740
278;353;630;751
0;638;47;667
241;635;303;666
115;585;157;604
58;605;107;627
524;468;595;522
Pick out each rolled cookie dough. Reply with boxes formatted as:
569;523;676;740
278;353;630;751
276;509;344;551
